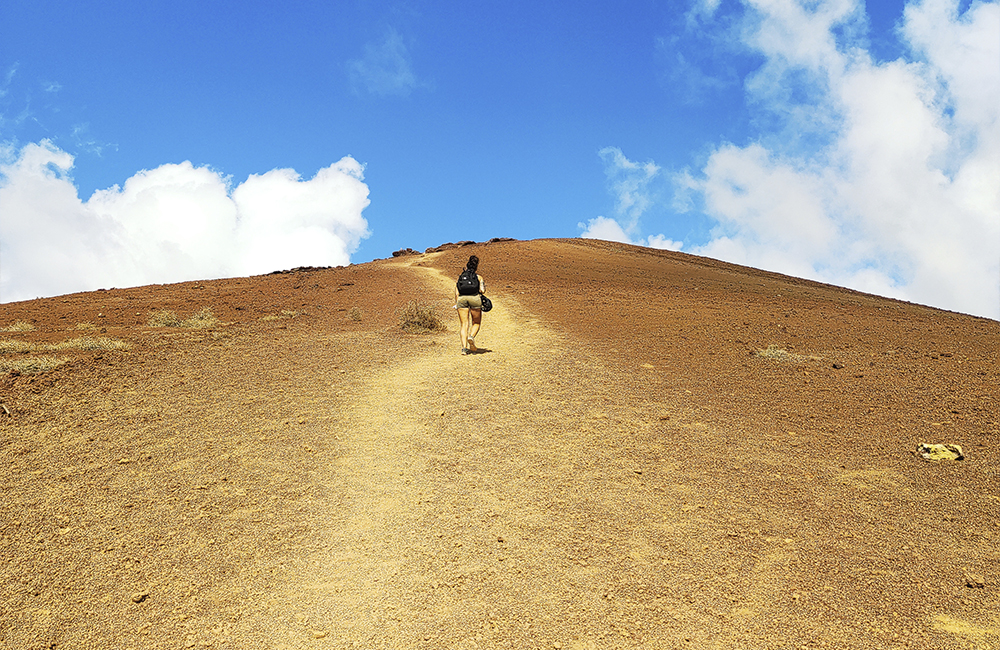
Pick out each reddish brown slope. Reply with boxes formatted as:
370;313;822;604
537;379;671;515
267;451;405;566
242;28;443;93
0;238;997;649
425;238;997;444
426;238;1000;644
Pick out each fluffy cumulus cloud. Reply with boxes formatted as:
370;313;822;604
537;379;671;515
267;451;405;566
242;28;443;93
588;0;1000;320
690;0;1000;319
0;140;370;302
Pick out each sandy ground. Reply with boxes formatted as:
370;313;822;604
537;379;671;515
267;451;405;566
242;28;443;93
1;238;998;649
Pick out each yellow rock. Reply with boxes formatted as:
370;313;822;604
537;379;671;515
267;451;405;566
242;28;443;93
916;443;964;461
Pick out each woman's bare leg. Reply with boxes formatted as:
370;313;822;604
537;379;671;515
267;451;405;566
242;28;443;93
457;307;471;351
468;309;482;351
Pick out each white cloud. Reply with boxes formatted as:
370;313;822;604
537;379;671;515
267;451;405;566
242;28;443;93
690;0;723;21
598;146;661;235
580;148;684;252
579;216;632;243
677;0;1000;320
231;163;370;273
0;140;370;302
645;234;685;251
578;217;683;251
348;27;421;97
1;63;16;95
70;123;116;157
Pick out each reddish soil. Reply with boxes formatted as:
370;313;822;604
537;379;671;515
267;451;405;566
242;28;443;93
1;238;997;650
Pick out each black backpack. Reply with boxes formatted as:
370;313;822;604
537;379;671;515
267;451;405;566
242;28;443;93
456;269;480;295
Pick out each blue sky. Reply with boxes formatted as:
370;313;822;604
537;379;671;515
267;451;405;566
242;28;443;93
1;0;998;319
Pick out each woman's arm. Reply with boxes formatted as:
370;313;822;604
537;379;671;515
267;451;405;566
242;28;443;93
478;275;486;294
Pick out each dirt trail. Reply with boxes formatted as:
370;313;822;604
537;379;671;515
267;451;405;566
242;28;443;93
258;261;702;649
263;262;568;646
293;261;553;641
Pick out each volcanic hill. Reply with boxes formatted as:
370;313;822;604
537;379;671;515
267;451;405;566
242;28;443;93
1;238;997;649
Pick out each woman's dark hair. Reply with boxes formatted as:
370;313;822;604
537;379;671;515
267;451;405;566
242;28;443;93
466;255;479;273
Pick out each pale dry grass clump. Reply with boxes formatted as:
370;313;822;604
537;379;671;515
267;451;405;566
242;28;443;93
0;335;129;375
0;356;66;374
148;310;183;327
349;307;363;322
0;321;35;332
755;345;822;362
52;337;132;351
0;337;131;354
148;307;218;328
182;307;218;328
398;301;444;333
0;339;33;354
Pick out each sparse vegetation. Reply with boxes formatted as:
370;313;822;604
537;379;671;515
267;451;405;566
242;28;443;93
398;301;444;333
53;337;132;351
0;337;131;354
148;309;182;327
755;345;822;362
182;307;218;328
0;320;35;332
0;355;66;374
0;340;32;354
74;322;99;331
349;307;363;322
148;307;218;328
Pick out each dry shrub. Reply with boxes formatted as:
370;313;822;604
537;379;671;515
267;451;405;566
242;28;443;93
0;321;35;332
148;309;182;327
349;307;363;322
181;307;218;329
755;345;822;362
0;356;66;374
0;339;32;354
51;337;131;351
398;301;444;333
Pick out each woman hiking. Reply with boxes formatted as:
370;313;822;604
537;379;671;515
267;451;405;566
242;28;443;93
454;255;485;355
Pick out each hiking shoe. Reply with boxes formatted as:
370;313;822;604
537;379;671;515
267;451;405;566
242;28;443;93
467;338;477;352
461;348;469;355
